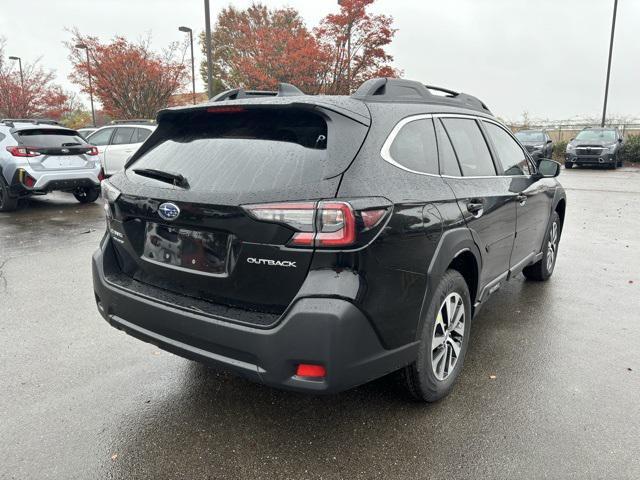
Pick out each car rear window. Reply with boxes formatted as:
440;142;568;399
14;129;87;147
130;108;329;192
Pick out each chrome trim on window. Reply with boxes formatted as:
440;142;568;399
380;112;538;179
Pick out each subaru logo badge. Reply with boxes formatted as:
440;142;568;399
158;202;180;221
61;148;69;154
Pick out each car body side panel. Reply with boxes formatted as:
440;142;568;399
443;176;516;289
508;176;556;266
332;103;467;348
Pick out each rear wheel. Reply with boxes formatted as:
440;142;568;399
523;211;561;281
0;176;19;212
73;186;100;204
401;270;472;402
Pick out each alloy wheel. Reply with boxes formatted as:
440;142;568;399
431;292;465;381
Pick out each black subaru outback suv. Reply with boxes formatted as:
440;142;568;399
93;78;566;402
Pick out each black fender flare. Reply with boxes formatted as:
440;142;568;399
415;227;482;339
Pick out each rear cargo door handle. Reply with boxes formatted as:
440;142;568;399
466;200;484;217
517;194;527;206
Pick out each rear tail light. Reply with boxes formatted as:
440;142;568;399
6;146;39;157
314;202;356;247
87;146;99;156
98;168;106;182
244;200;389;249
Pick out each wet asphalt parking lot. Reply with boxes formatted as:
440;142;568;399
1;167;639;480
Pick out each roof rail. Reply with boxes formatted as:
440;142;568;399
211;82;305;102
110;119;155;125
0;118;61;127
352;78;491;114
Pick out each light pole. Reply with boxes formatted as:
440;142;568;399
75;43;96;127
179;26;197;105
338;0;352;94
601;0;619;127
204;0;214;99
8;56;24;115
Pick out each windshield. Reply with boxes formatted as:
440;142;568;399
575;130;617;142
515;131;544;142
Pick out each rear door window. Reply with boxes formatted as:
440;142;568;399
483;122;531;175
112;127;136;145
386;118;439;174
130;108;330;193
435;119;461;176
441;118;496;176
87;128;114;146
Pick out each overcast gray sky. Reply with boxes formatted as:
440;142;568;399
1;0;638;121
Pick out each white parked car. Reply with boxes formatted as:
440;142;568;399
86;122;156;176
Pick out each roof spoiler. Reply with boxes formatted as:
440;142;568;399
351;78;491;114
0;118;61;128
210;82;305;102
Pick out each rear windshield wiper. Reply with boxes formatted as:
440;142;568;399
133;168;190;188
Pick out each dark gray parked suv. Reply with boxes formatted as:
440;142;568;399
565;127;624;169
515;129;554;160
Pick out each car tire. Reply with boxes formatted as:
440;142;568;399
523;211;561;282
0;175;19;212
400;269;472;402
565;162;573;169
73;186;100;204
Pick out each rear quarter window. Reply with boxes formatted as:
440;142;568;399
384;117;439;174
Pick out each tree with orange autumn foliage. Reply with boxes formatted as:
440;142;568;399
315;0;400;94
0;37;73;119
199;4;328;94
200;0;398;95
66;30;188;119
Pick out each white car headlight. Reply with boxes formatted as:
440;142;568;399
566;143;575;152
605;144;617;153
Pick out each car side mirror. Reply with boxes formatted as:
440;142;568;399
618;138;623;143
546;139;552;144
536;159;561;178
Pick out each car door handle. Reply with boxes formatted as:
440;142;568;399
466;200;484;217
517;194;527;206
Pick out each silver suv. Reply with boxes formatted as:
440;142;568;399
86;121;156;176
0;119;103;212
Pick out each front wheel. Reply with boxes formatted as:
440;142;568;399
73;186;100;204
523;211;561;281
400;270;472;402
565;162;573;169
0;176;19;212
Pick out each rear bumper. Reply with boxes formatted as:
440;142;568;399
6;164;101;195
92;238;418;394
